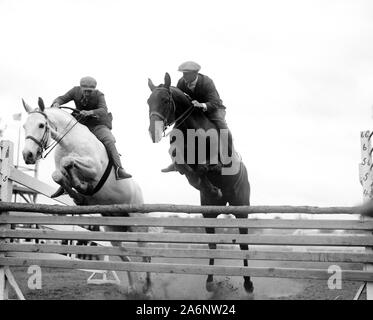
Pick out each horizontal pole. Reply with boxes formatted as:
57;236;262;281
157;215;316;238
9;168;73;206
0;201;359;216
2;215;372;230
2;243;373;263
1;229;373;246
1;257;372;281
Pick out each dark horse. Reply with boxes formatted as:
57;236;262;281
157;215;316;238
147;73;253;293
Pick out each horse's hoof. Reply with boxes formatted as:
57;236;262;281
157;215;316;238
127;285;137;296
244;280;254;293
206;280;218;292
51;186;65;198
143;286;153;299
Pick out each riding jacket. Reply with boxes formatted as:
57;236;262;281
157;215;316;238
176;73;226;114
52;86;112;129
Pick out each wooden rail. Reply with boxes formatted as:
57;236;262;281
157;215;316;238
0;201;359;216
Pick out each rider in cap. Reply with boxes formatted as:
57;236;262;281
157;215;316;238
162;61;233;172
51;76;132;186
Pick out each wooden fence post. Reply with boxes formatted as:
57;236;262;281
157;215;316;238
0;140;14;299
359;131;373;300
0;140;24;300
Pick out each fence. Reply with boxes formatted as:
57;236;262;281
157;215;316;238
0;139;373;300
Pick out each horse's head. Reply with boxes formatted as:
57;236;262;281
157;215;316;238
147;73;175;143
22;97;51;164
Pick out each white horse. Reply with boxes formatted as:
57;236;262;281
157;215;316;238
22;97;151;295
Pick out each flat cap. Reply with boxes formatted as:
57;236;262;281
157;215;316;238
178;61;201;72
80;76;97;89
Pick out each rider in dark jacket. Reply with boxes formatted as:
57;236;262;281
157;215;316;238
162;61;233;173
52;76;132;182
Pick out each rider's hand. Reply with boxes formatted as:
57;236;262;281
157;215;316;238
52;102;60;108
192;100;207;111
80;110;93;117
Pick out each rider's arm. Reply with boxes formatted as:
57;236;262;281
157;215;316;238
52;87;76;106
90;91;109;118
203;78;224;112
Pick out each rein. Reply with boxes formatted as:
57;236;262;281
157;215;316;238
42;110;83;158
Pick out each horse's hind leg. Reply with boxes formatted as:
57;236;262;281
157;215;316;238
230;169;254;293
137;241;152;295
200;192;226;292
111;240;138;294
104;225;138;294
205;225;217;292
130;222;152;295
238;223;254;293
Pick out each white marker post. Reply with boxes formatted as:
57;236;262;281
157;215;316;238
359;131;373;300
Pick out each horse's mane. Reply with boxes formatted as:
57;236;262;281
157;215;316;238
170;86;193;107
45;107;76;120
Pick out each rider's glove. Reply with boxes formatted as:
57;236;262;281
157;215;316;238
192;100;207;112
52;102;60;108
80;110;94;118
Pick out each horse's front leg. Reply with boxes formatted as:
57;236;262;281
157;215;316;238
51;170;86;205
176;164;222;199
60;155;98;194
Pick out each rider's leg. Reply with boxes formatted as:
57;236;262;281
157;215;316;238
89;125;132;180
208;109;233;160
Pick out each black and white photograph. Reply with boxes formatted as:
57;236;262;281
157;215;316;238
0;0;372;303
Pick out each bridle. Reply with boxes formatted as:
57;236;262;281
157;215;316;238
25;111;51;158
25;108;82;159
149;87;195;137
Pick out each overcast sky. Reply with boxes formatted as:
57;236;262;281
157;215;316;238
1;0;373;207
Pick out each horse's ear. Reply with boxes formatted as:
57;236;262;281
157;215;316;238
148;78;156;91
164;73;171;89
38;97;45;111
22;99;33;113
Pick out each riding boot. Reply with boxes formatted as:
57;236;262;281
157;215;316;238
212;120;233;164
105;142;132;180
161;163;176;173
